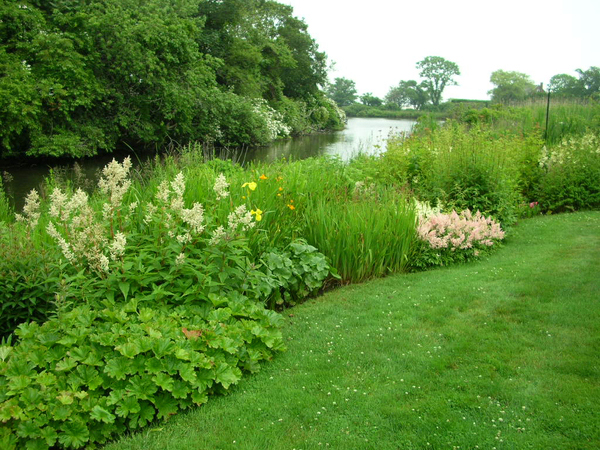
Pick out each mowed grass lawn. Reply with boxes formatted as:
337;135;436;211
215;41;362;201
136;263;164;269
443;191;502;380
107;212;600;450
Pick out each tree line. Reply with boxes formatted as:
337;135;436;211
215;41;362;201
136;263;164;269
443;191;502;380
327;57;600;110
0;0;345;159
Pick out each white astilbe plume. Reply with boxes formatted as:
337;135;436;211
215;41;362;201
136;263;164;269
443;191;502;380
181;203;205;234
169;172;186;213
47;222;76;262
209;226;227;245
227;205;254;232
109;231;127;261
15;189;41;229
98;157;132;208
213;173;230;200
156;180;170;204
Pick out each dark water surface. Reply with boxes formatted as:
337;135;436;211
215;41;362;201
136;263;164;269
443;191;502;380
2;118;415;211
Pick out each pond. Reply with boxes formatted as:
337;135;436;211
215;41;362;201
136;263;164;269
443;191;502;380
2;117;416;211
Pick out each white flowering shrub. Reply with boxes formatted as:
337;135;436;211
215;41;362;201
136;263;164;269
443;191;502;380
536;133;600;212
252;98;292;141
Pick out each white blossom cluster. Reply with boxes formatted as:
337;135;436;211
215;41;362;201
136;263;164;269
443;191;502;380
213;173;230;200
252;99;292;141
539;133;600;169
227;204;255;233
15;189;40;230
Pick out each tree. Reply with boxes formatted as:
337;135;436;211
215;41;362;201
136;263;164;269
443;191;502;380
360;93;382;107
548;74;582;97
416;56;460;107
385;80;429;110
575;66;600;97
326;77;357;107
488;70;537;103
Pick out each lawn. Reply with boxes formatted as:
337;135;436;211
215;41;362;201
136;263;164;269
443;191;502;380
105;211;599;449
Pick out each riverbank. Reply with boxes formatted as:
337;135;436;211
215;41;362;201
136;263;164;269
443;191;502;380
344;104;448;120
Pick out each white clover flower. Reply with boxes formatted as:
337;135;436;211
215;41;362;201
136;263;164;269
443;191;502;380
213;173;230;200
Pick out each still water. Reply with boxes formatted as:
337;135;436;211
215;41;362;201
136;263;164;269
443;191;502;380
2;117;415;211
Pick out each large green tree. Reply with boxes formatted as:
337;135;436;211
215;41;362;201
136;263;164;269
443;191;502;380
416;56;460;107
326;77;357;107
0;0;336;158
488;70;537;103
385;80;429;110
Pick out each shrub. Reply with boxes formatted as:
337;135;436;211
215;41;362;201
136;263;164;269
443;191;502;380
535;133;600;213
0;298;284;449
412;208;505;269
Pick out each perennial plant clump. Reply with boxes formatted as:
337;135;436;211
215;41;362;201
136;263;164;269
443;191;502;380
413;209;505;268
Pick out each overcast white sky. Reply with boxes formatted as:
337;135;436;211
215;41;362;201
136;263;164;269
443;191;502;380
280;0;600;101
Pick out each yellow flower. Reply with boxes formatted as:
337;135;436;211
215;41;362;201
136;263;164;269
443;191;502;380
259;174;268;180
287;204;295;210
242;182;257;191
277;193;281;197
278;187;283;191
251;208;263;221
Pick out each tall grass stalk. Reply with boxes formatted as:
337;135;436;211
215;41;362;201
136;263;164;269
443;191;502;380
303;188;417;283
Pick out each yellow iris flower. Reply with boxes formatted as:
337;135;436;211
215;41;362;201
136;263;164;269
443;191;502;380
259;174;268;180
242;182;257;191
251;208;263;221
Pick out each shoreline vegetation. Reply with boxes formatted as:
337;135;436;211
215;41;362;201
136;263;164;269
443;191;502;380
1;1;599;448
1;110;599;447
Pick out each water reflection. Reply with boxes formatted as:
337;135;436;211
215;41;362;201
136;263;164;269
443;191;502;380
2;118;415;210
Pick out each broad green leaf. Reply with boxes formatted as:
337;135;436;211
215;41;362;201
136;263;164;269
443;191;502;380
0;399;24;421
58;420;89;448
55;357;77;372
152;372;174;391
51;404;72;421
115;396;140;418
153;393;179;420
17;420;41;438
145;358;164;374
152;338;175;358
193;368;214;391
171;380;191;399
175;348;191;361
8;375;31;392
191;389;208;405
90;405;116;424
40;426;58;446
57;392;74;405
115;342;142;359
178;364;196;383
104;357;131;380
128;401;155;429
25;438;48;450
128;376;158;400
208;308;232;322
215;364;241;389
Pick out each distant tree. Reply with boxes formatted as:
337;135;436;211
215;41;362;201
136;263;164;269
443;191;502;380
326;77;357;107
360;92;382;107
548;74;581;97
385;80;429;110
488;70;537;103
416;56;460;107
576;66;600;97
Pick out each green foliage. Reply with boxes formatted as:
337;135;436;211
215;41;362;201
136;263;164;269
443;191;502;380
488;70;538;103
0;0;333;158
378;123;542;225
416;56;460;107
326;77;358;107
535;133;600;213
0;298;284;449
359;93;383;107
303;183;417;283
385;80;429;110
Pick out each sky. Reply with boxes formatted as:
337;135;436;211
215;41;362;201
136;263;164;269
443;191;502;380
280;0;600;101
